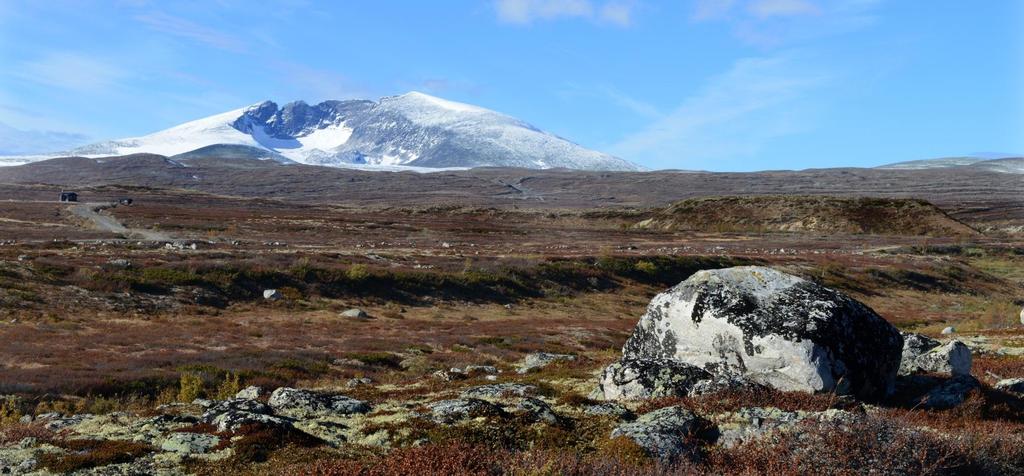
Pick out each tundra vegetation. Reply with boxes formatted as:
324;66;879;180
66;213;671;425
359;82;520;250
0;185;1022;475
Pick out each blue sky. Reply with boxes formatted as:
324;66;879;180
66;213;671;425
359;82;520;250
0;0;1021;170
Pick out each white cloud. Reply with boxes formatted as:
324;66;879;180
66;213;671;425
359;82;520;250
609;54;829;169
495;0;637;26
12;53;128;93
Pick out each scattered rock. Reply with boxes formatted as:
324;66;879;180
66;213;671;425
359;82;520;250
995;378;1024;395
235;385;265;400
201;398;290;432
584;402;635;420
428;398;505;424
709;407;861;448
464;365;500;375
899;334;971;376
515;397;561;425
460;383;538;400
917;375;981;409
44;414;93;431
160;432;220;454
517;352;576;374
293;420;349;447
617;266;903;400
611;406;707;462
107;258;132;268
941;326;956;335
341;308;370;319
600;358;712;400
346;377;373;389
1020;307;1024;326
268;387;371;419
689;374;765;396
263;289;282;301
432;369;467;382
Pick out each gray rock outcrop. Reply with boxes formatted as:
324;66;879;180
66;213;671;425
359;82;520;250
996;378;1024;394
899;334;971;376
268;387;371;419
428;398;505;424
517;352;576;374
611;406;707;462
599;358;712;400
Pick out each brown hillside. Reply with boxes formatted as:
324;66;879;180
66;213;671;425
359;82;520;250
635;195;979;236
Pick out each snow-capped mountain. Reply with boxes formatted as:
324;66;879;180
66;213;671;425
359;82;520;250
65;92;640;171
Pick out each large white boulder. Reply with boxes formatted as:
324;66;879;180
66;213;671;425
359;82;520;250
618;266;903;400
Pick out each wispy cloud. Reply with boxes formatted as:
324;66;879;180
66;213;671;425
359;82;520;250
12;53;129;93
495;0;638;26
747;0;821;18
271;61;366;101
135;12;248;52
691;0;879;47
609;54;829;169
0;120;90;155
561;83;661;118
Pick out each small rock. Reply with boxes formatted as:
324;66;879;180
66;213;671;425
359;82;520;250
941;326;956;335
346;377;373;389
17;437;37;449
515;397;561;425
995;378;1024;394
899;336;972;376
584;402;635;420
611;406;707;462
341;308;370;319
107;258;132;268
201;398;289;432
1020;307;1024;326
689;374;765;396
464;365;500;375
428;398;505;424
18;415;32;424
600;358;712;400
517;352;576;374
235;386;264;400
192;398;215;408
460;383;537;400
268;387;371;419
263;289;282;301
918;375;981;409
432;369;467;382
44;414;92;431
160;432;220;454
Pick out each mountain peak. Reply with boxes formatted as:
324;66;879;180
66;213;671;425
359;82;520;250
57;93;640;171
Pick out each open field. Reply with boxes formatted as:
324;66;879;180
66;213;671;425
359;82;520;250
0;177;1023;475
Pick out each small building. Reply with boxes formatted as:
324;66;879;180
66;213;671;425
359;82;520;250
59;191;78;202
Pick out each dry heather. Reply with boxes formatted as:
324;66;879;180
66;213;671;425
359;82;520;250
635;195;979;236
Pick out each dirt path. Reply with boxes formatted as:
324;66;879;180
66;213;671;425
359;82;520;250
69;203;171;241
